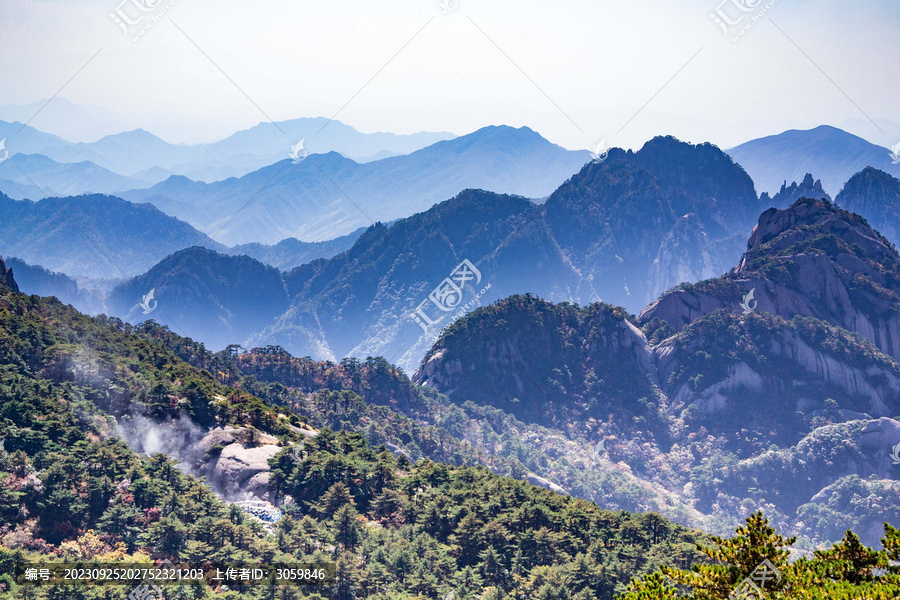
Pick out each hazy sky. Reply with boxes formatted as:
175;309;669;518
1;0;898;150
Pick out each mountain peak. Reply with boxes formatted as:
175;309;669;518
748;197;858;250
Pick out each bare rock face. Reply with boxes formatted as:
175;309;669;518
648;213;734;301
656;323;900;417
640;199;900;361
525;473;568;495
194;426;284;503
212;443;281;502
858;417;900;473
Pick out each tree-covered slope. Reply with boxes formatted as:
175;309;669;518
0;260;710;599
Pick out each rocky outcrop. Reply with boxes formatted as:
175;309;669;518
525;473;568;495
193;426;307;503
641;199;900;361
761;173;830;210
858;417;900;474
0;256;19;293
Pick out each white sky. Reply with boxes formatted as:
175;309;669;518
0;0;898;149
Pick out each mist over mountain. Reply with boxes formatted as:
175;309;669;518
728;125;900;196
0;192;224;279
119;125;591;245
228;227;366;271
36;117;454;182
0;153;150;199
3;256;104;313
0;119;70;156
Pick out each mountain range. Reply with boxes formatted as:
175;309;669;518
118;125;592;245
103;136;765;368
0;152;151;199
2;115;454;181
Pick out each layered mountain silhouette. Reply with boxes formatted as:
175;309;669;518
0;152;151;199
31;117;455;181
105;136;767;369
228;227;366;271
0;191;361;283
728;125;900;196
3;256;103;313
119;125;592;244
106;247;291;350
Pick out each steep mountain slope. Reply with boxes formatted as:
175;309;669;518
640;198;900;362
0;153;149;199
39;118;455;181
835;167;900;246
106;247;291;350
3;256;103;313
727;125;900;196
0;192;225;279
120;125;591;244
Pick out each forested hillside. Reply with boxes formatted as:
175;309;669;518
0;261;707;599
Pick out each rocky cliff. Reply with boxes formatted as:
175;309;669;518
640;198;900;362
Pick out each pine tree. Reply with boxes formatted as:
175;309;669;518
317;482;356;519
662;511;794;600
333;504;361;550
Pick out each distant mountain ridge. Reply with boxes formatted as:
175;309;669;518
35;117;455;182
120;125;592;244
0;152;151;200
728;125;900;196
0;192;224;279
